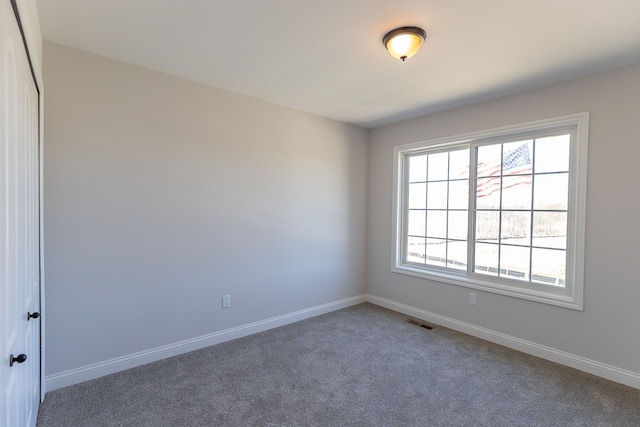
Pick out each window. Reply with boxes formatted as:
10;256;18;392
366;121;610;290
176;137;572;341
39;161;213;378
392;113;588;309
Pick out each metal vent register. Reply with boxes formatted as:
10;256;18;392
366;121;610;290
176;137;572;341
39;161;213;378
407;319;434;330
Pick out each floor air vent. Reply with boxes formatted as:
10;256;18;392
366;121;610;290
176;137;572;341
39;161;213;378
407;319;433;330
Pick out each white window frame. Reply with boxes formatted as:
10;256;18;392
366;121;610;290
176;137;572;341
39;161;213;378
391;113;589;310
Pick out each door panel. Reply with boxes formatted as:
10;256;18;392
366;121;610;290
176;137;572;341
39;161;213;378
1;0;41;425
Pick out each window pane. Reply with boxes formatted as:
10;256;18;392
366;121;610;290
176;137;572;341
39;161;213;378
501;177;532;210
427;181;448;209
500;245;530;281
502;141;532;176
535;135;570;173
500;211;531;245
474;242;499;276
409;155;427;182
449;180;468;209
428;152;449;181
532;248;565;287
475;210;500;242
408;210;425;236
448;211;468;240
449;149;470;179
408;183;426;209
533;212;567;249
534;173;568;210
426;210;447;238
425;238;446;267
395;114;587;308
476;144;502;177
476;177;501;208
406;236;426;263
448;240;467;270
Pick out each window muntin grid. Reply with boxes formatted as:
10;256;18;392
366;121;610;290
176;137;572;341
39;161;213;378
393;113;588;309
405;148;469;270
472;136;569;287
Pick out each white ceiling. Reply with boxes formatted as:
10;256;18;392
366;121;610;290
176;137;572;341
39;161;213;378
36;0;640;128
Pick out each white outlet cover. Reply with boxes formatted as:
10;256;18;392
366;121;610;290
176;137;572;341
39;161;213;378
469;293;477;305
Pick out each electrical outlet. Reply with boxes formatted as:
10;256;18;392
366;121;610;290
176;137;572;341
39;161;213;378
469;292;477;305
222;295;231;308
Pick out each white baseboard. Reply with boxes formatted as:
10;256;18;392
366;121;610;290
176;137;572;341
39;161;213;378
45;294;367;392
367;294;640;390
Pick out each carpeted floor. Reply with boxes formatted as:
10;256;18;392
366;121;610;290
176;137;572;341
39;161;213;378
37;303;640;426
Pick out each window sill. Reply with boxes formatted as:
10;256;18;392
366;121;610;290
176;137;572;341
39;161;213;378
391;263;583;310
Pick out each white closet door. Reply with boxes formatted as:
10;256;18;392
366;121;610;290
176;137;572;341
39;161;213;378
1;0;42;426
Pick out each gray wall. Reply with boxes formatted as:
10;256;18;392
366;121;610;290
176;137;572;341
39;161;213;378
368;63;640;375
43;39;640;385
43;42;368;375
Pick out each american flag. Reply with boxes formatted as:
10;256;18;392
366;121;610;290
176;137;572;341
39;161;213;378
476;143;532;198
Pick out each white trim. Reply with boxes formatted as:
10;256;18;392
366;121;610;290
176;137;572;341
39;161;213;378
38;95;45;404
367;294;640;390
391;112;589;310
394;112;590;153
44;295;366;392
390;264;579;309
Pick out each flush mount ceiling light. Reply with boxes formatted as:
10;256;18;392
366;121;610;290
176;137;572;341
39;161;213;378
382;26;427;61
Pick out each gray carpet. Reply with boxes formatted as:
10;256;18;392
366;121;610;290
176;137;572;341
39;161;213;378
37;303;640;426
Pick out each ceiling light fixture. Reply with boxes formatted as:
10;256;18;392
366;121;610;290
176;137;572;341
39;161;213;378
382;26;427;61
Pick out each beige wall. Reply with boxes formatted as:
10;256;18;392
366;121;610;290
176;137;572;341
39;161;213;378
368;63;640;377
43;42;368;380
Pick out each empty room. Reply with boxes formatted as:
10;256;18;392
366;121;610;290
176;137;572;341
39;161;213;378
2;0;640;426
